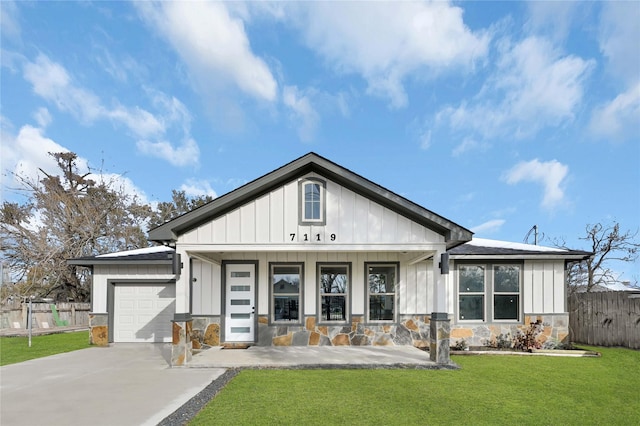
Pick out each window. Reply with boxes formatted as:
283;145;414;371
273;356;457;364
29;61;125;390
457;263;521;322
493;265;520;320
458;265;485;321
318;263;349;323
270;264;302;323
367;263;397;322
300;179;326;225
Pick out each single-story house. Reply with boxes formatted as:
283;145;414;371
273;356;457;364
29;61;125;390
69;153;591;365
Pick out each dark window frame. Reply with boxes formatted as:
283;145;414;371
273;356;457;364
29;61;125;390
269;262;304;325
317;262;351;325
365;262;399;323
455;261;523;323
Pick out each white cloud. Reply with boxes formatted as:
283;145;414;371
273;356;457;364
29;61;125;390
180;179;217;199
589;3;640;143
32;107;51;129
589;83;640;142
287;1;489;108
419;129;432;150
1;121;148;203
471;219;506;235
21;54;198;166
107;105;164;139
136;1;277;102
436;36;594;140
282;85;319;142
1;123;69;189
452;137;485;157
0;1;21;41
525;1;578;42
136;138;200;168
503;159;569;210
598;2;640;86
23;54;103;123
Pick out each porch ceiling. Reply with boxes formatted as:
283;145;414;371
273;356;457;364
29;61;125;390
186;248;436;266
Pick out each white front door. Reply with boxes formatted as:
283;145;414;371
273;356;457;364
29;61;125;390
225;263;256;342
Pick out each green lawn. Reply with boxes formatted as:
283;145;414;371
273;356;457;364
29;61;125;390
0;331;90;366
191;346;639;425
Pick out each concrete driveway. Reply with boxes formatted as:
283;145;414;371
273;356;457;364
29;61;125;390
0;344;224;426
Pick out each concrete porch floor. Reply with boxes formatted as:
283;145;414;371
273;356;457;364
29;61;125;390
188;345;457;369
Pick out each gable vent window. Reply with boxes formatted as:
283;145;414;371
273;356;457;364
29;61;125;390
299;179;326;225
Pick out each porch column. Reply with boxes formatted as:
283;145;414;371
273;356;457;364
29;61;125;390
174;248;189;314
171;313;193;366
430;247;451;364
171;248;192;366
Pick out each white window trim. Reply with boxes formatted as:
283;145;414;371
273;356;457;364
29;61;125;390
299;178;326;226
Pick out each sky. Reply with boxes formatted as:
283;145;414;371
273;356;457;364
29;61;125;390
1;1;639;282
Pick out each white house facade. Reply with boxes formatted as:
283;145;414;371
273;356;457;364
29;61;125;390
70;153;590;366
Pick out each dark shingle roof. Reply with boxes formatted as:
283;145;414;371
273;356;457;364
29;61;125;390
449;238;592;259
68;246;175;265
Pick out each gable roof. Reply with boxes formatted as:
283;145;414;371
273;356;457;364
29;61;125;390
148;152;472;248
449;238;592;260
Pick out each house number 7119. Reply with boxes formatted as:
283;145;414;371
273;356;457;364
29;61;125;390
290;233;336;241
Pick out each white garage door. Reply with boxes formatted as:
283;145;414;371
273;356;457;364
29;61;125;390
114;283;175;343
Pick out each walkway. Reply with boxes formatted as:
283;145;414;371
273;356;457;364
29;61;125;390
189;345;454;369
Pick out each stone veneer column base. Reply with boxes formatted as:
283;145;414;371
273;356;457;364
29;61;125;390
88;313;109;346
171;314;193;367
429;312;451;364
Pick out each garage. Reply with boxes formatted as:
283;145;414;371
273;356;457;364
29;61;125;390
113;283;175;343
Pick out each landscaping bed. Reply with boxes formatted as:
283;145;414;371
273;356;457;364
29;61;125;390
453;347;600;357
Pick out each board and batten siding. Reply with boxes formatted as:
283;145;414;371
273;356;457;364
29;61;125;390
523;260;566;314
191;259;221;315
181;174;444;246
92;264;174;313
190;253;436;317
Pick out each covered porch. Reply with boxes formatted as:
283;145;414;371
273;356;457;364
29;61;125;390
170;245;454;366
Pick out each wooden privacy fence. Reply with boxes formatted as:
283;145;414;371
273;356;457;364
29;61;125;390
569;291;640;349
0;300;91;329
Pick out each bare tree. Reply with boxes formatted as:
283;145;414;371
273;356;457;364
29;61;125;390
148;189;213;229
1;152;151;301
563;222;639;292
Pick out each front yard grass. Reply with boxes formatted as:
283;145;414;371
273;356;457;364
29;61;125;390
0;331;90;366
191;346;639;425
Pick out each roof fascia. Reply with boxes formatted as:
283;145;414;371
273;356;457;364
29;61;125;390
68;259;173;266
450;253;591;261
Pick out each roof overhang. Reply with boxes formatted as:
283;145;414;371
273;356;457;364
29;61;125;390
68;246;177;268
448;238;593;262
449;254;592;261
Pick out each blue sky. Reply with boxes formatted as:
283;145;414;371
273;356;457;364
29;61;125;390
1;1;638;282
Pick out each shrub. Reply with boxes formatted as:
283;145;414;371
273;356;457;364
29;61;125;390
451;338;467;351
485;333;512;349
513;321;543;351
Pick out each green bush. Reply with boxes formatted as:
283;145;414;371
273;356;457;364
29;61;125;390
485;333;512;349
